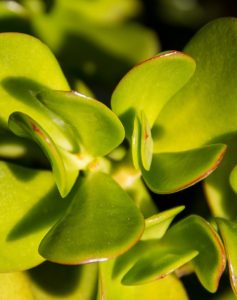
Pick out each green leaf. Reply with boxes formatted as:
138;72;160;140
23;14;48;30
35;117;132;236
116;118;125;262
142;144;226;193
111;51;196;138
98;259;189;300
131;114;142;170
0;161;68;272
33;10;159;86
216;218;237;296
204;135;237;219
27;261;98;300
122;247;198;285
37;89;125;157
39;172;144;264
160;215;225;292
142;206;185;240
9;112;79;197
118;215;225;291
0;33;78;152
0;272;34;300
111;207;184;279
154;18;237;153
140;111;153;170
55;0;141;24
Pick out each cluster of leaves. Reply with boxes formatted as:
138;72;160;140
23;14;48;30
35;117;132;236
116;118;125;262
1;2;237;299
0;0;159;88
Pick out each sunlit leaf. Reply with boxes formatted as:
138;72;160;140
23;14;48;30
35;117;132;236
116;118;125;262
122;247;198;285
111;51;195;138
131;115;142;170
0;161;68;272
160;215;225;292
118;215;225;292
9;112;79;197
37;89;125;157
142;206;185;240
39;172;144;264
155;18;237;152
98;259;189;300
142;144;226;193
0;272;34;300
0;32;77;152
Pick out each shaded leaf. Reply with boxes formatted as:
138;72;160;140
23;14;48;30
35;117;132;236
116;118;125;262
131;114;142;170
9;112;79;197
216;218;237;296
142;144;226;193
0;32;77;152
140;111;153;170
204;135;237;218
55;0;141;24
0;161;68;272
27;261;98;300
37;89;125;157
33;11;158;86
39;172;144;264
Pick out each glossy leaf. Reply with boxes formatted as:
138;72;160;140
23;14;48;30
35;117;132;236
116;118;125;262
122;247;198;285
0;161;68;272
142;206;185;240
131;115;142;170
159;215;225;292
140;111;153;170
27;261;98;300
39;172;144;264
98;259;189;300
9;112;79;197
0;272;34;300
216;218;237;296
142;144;226;193
37;89;125;157
154;18;237;153
0;32;78;152
117;215;224;291
112;207;184;279
111;51;196;138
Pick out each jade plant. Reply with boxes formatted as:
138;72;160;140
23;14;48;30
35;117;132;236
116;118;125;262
2;15;237;300
0;0;159;88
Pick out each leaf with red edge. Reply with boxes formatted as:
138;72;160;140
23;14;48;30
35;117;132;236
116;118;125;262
39;172;144;264
8;112;79;197
142;144;226;194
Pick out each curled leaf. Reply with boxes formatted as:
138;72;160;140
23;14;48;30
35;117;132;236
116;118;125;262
37;89;125;156
8;112;79;197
